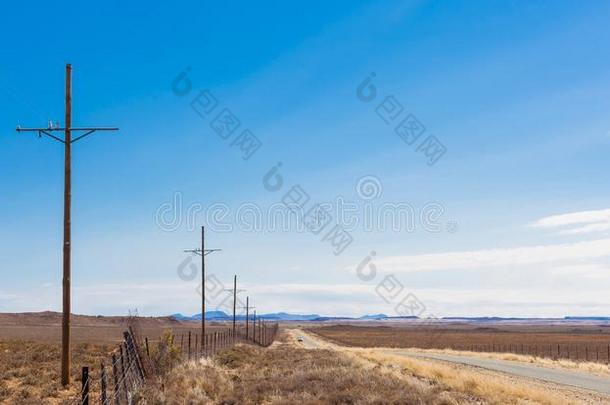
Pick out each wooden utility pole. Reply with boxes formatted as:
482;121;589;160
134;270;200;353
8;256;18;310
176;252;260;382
184;227;220;355
245;296;249;339
233;275;237;335
62;63;72;388
239;297;255;340
16;64;118;386
224;275;244;338
201;226;205;350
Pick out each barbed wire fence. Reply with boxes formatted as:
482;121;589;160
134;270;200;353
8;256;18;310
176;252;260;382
71;318;279;404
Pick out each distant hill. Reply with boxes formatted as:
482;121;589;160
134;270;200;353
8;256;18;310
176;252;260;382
259;312;321;321
359;314;388;320
168;312;610;323
170;311;321;322
169;312;420;322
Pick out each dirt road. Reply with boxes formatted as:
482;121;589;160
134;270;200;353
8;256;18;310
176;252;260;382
292;329;610;397
396;350;610;396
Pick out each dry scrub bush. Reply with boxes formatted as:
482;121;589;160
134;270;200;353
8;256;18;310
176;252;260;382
151;329;182;375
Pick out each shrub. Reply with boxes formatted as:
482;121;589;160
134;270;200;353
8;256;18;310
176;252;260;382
151;330;182;375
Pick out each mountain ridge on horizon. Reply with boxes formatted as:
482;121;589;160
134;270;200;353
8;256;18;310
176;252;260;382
168;311;610;322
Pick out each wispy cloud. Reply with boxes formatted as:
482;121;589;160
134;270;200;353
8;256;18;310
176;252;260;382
530;208;610;235
374;238;610;272
546;263;610;278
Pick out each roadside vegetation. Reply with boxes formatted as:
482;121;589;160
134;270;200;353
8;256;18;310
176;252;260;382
354;349;584;405
137;335;482;404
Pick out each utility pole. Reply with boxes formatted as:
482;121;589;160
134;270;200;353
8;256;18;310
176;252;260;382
16;64;118;386
253;310;256;343
239;297;255;340
245;296;249;339
224;275;243;336
233;275;237;335
184;226;220;354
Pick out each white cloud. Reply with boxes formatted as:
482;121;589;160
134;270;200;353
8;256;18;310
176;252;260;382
557;222;610;235
530;208;610;235
546;263;610;278
374;238;610;272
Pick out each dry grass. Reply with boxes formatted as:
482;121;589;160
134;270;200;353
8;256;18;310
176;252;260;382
137;339;483;404
354;350;578;405
0;340;114;404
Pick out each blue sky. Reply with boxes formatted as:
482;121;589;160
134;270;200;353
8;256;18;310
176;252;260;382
2;1;610;317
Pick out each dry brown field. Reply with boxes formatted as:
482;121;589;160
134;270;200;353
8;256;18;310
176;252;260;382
0;311;232;343
309;323;610;362
0;312;234;404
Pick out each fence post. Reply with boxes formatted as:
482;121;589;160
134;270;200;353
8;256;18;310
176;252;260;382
81;366;89;405
145;337;150;358
188;331;192;360
123;339;137;386
124;331;145;382
195;334;198;358
119;344;129;404
586;346;589;361
127;326;147;378
101;361;108;405
111;354;120;405
180;334;184;353
557;344;560;359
